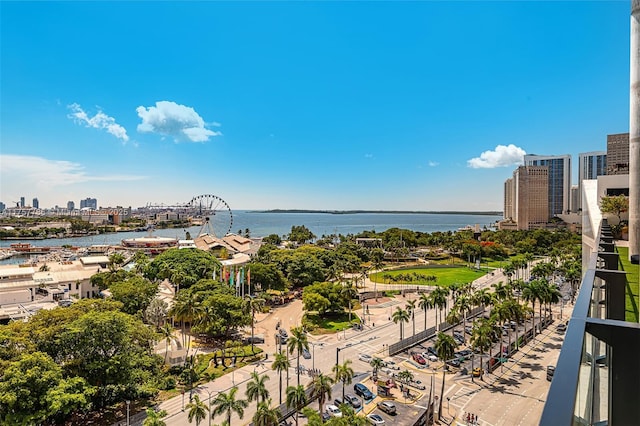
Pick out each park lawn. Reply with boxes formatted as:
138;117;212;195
304;312;360;335
369;265;488;287
196;345;263;378
617;247;640;323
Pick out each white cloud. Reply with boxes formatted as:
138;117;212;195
428;161;439;167
67;103;129;142
136;101;222;142
364;153;374;159
467;144;526;169
0;155;146;189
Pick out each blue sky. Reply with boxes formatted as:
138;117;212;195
0;1;630;211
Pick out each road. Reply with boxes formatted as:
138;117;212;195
153;263;564;426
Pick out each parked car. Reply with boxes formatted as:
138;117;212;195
344;393;361;408
377;400;397;415
58;299;73;307
458;349;473;359
302;348;311;359
422;352;438;362
279;329;288;338
359;354;373;363
546;365;556;381
354;383;374;400
446;358;461;368
557;323;567;333
383;360;400;370
321;412;331;422
465;326;473;335
326;404;342;418
367;414;385;425
412;353;427;365
472;367;483;377
426;346;437;356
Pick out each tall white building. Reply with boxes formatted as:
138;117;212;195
524;154;572;217
577;151;607;212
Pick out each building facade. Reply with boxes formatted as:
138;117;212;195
32;198;39;209
524;154;571;217
606;132;629;175
577;151;607;212
80;197;98;210
67;201;75;210
503;177;515;220
513;166;549;230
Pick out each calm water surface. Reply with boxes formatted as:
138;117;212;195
0;211;502;249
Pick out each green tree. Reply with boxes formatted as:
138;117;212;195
143;408;168;426
0;351;94;425
108;252;126;272
286;385;308;426
405;299;417;336
186;394;209;426
245;296;265;352
145;297;169;328
600;194;629;226
146;248;221;289
272;352;290;405
287;326;309;386
211;387;248;426
109;276;159;315
309;373;334;412
369;357;384;379
246;371;270;407
252;398;281;426
263;234;282;245
288;225;316;245
332;359;354;400
429;286;449;331
391;307;410;340
434;332;458;419
418;292;433;332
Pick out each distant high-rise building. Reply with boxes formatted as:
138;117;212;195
524;154;571;217
606;133;629;175
570;185;580;214
67;201;75;210
504;177;515;220
0;202;5;212
32;198;39;209
80;198;97;210
577;151;607;212
20;197;25;208
513;165;549;230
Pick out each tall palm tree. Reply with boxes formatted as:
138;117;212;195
252;399;281;426
491;281;512;301
418;292;433;332
186;395;209;426
522;280;542;337
371;249;385;301
341;281;358;323
434;332;458;420
429;286;449;331
246;371;270;408
245;296;265;353
453;294;473;344
210;387;248;426
391;307;410;340
271;352;290;405
332;359;354;400
397;369;414;389
370;357;385;379
285;385;307;426
158;323;180;363
287;326;309;386
470;319;494;380
310;373;334;412
169;293;202;349
405;299;417;336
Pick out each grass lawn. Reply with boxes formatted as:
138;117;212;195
195;345;263;379
369;265;489;287
617;247;640;323
304;312;360;334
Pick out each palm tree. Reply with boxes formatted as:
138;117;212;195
341;282;358;323
429;286;449;331
287;326;309;386
472;288;493;312
310;373;334;412
371;248;385;301
285;385;307;426
337;404;368;426
210;387;248;426
245;296;265;353
396;369;414;389
370;357;385;379
470;318;494;380
491;281;512;301
186;395;209;426
391;307;410;340
271;352;290;405
252;399;281;426
246;371;270;408
522;280;542;337
405;299;417;336
418;292;433;332
453;294;473;344
332;359;354;400
158;322;180;363
143;408;168;426
434;332;458;420
301;407;324;426
170;293;202;349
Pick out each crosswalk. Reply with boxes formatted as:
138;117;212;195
449;386;476;409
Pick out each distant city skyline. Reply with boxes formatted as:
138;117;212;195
0;2;631;211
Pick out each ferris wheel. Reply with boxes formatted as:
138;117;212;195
187;194;233;238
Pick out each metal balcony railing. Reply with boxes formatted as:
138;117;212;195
540;221;640;425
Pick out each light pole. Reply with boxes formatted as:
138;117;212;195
336;347;342;369
206;389;215;426
310;342;324;370
125;400;130;426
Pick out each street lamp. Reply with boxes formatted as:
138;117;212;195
206;389;215;426
310;342;324;370
125;400;130;426
336;347;342;368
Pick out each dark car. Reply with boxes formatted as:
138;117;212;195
354;383;374;400
546;365;555;381
427;346;437;356
302;348;311;359
446;358;461;368
344;393;362;408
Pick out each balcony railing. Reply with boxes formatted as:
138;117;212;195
540;221;640;425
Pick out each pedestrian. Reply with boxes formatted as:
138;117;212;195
372;322;375;327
